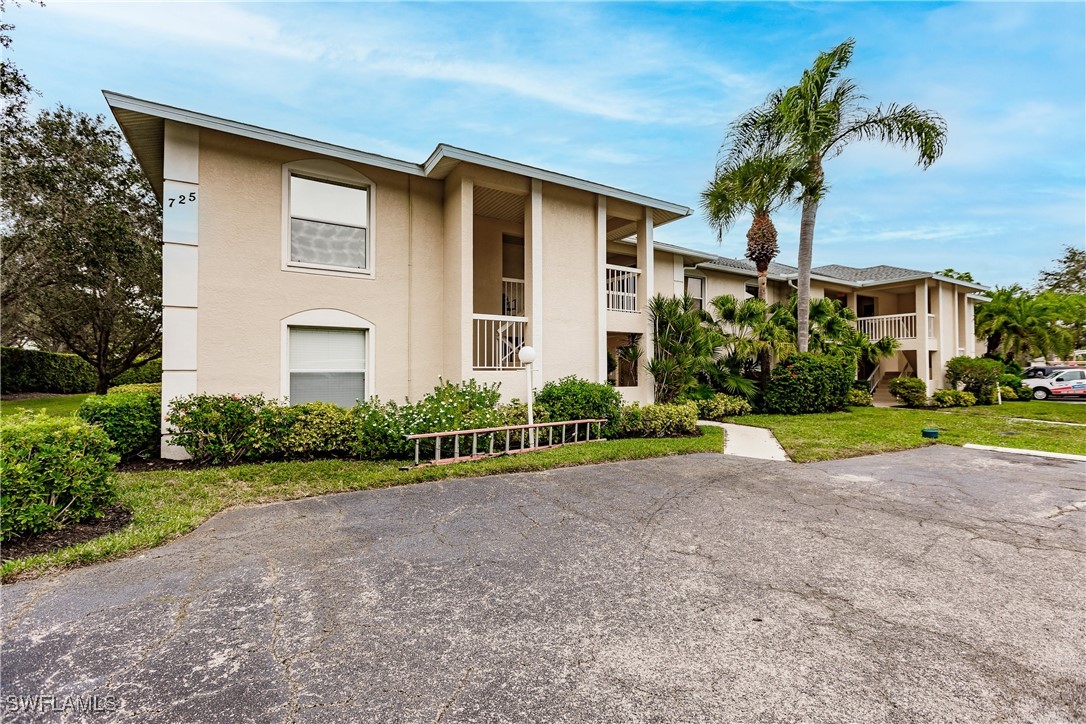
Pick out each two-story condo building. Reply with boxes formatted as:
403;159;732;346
105;93;986;458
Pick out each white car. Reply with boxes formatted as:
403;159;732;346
1022;368;1086;400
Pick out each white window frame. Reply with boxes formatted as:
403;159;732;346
282;159;376;279
684;275;705;309
280;309;375;404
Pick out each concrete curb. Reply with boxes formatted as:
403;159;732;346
962;444;1086;462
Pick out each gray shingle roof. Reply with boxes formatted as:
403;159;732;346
810;264;927;283
707;256;798;276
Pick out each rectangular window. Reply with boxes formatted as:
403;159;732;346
685;276;704;309
289;327;366;407
745;282;760;299
289;175;369;271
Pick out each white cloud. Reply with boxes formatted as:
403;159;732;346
50;1;321;61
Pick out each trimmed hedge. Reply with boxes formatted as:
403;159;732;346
763;353;855;415
535;376;622;425
110;359;162;387
77;391;161;460
846;388;874;407
613;402;699;438
0;412;119;541
945;356;1002;405
931;389;976;408
888;377;928;408
696;394;753;420
0;347;95;394
108;383;161;396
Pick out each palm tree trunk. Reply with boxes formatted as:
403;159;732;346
758;270;768;301
796;195;819;353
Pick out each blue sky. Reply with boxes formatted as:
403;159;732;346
7;1;1084;287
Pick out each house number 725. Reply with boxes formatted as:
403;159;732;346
167;192;197;207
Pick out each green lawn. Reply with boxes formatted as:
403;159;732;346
0;393;92;417
1;426;723;582
728;401;1086;463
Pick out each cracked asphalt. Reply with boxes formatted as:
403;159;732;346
3;446;1085;722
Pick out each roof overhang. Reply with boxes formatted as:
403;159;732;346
104;91;692;224
777;271;990;292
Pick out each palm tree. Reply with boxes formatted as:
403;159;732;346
976;286;1074;362
709;295;794;389
701;151;799;301
729;38;947;353
647;294;719;403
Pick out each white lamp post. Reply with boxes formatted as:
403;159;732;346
519;345;537;447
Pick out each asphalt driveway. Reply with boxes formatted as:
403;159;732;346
3;446;1084;722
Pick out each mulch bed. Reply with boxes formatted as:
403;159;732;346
2;505;133;563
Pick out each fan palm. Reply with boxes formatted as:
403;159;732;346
729;38;947;353
709;295;794;388
647;294;719;403
701;151;800;301
976;286;1074;362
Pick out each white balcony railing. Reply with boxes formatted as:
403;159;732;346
606;265;640;313
473;314;527;370
502;277;525;316
856;313;918;340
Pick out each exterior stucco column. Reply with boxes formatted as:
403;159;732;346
160;121;200;460
526;179;544;389
915;279;932;393
596;195;607;384
442;174;473;384
636;208;654;402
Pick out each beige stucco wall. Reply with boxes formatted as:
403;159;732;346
196;129;447;403
539;182;599;384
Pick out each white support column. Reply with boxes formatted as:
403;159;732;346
527;179;544;389
636;207;654;402
596;195;607;384
459;179;474;381
160;121;200;459
915;279;931;394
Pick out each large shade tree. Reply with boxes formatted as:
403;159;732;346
2;105;162;392
729;38;947;353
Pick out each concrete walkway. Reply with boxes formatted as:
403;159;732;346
699;420;790;461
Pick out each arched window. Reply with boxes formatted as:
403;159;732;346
280;309;375;406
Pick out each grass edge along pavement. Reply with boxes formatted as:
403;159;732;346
1;426;724;583
727;402;1086;463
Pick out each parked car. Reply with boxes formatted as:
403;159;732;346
1024;365;1076;378
1022;368;1086;399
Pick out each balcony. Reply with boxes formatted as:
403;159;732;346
473;314;526;370
856;313;935;341
606;265;640;313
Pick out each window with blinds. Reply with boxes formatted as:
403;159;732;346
288;327;367;407
289;174;369;271
685;276;705;310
